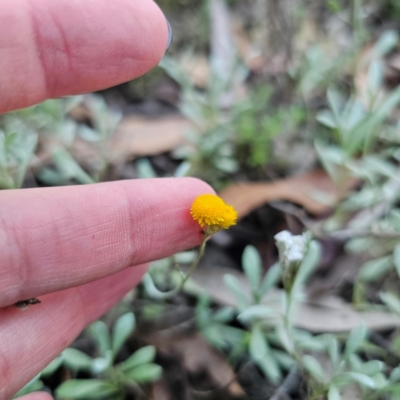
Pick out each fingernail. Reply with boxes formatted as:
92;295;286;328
165;17;173;52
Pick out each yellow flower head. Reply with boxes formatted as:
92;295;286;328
190;194;237;231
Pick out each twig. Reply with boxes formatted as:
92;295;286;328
269;367;300;400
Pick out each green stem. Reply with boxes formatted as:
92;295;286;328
143;233;210;300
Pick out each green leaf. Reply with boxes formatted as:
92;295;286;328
63;348;94;371
327;88;344;131
0;131;8;170
328;385;341;400
314;143;346;183
217;157;238;173
348;353;363;371
276;325;294;354
89;321;111;356
293;240;321;293
112;312;135;358
242;246;262;295
271;350;295;370
390;367;400;382
91;351;113;374
0;132;15;189
344;101;365;130
124;363;162;384
249;324;281;384
355;85;400;153
15;132;37;188
327;336;340;369
302;355;325;383
223;274;250;311
372;372;387;390
174;161;191;177
373;30;399;56
52;146;94;184
358;256;392;282
380;292;400;315
393;246;400;278
316;110;337;128
367;60;384;94
173;251;197;264
259;263;281;298
212;307;236;323
56;380;119;399
344;323;366;359
237;305;278;323
296;336;325;352
343;372;376;388
136;158;157;179
119;346;156;372
141;273;175;300
357;360;384;377
380;383;400;394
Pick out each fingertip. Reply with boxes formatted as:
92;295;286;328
180;177;216;196
0;0;170;112
36;0;170;98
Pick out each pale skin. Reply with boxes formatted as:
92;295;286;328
0;1;213;398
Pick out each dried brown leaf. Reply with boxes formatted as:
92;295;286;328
156;334;246;398
150;380;172;400
219;170;341;218
179;54;210;88
110;115;191;162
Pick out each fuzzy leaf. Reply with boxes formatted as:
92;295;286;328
302;355;325;383
112;312;135;358
119;346;156;372
344;324;366;359
124;363;162;384
242;245;262;294
56;380;119;399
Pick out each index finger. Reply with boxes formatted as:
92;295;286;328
0;178;213;308
0;0;169;113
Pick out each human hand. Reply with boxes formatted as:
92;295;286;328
0;1;212;398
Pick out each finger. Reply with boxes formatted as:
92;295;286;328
0;265;147;399
0;178;213;307
0;0;169;113
16;393;53;400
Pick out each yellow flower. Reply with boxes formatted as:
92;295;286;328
190;194;237;231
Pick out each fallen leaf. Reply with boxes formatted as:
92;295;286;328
155;333;246;399
67;103;93;122
146;332;246;400
150;380;172;400
110;115;191;162
388;53;400;71
187;265;400;333
341;384;362;400
219;170;345;218
179;53;210;88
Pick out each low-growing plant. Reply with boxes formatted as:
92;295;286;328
160;56;306;188
14;313;161;400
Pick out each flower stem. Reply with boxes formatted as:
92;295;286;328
180;234;208;287
142;232;211;300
